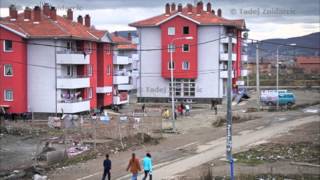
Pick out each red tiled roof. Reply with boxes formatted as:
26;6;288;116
0;10;108;41
111;34;131;44
130;6;245;29
296;56;320;64
117;44;137;50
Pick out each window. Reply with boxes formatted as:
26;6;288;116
169;79;195;97
86;42;93;53
182;61;190;70
182;44;189;52
4;64;13;76
168;61;175;70
106;64;111;75
168;44;175;52
3;40;13;52
87;88;93;99
183;26;189;35
66;65;73;77
87;65;93;76
106;45;112;54
4;90;13;101
168;27;175;35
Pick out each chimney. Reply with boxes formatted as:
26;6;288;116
24;7;31;21
128;32;132;41
43;3;50;16
114;31;118;36
206;2;212;12
67;9;73;21
9;5;18;20
84;14;90;27
187;4;192;14
217;8;222;17
171;3;176;12
196;1;203;15
165;3;170;15
77;15;83;24
33;6;41;22
50;6;57;21
211;9;215;15
177;3;182;12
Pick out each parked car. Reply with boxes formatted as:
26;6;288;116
261;90;295;106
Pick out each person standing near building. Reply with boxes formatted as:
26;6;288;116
102;154;111;180
142;153;153;180
126;153;141;180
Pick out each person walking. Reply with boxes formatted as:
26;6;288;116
102;154;111;180
142;104;146;113
142;153;153;180
126;153;141;180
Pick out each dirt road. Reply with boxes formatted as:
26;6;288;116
116;115;319;180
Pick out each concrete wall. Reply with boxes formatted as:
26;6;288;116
196;26;223;98
138;27;169;98
28;39;57;113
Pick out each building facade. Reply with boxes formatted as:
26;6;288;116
111;32;139;104
130;2;248;103
0;4;114;114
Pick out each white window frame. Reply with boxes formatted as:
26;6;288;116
87;88;93;99
182;44;189;52
4;64;13;77
182;61;190;70
4;89;13;101
168;61;175;70
106;64;111;76
168;27;175;36
3;40;13;52
168;44;175;52
183;26;189;35
87;64;93;77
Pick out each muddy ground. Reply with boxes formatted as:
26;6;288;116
179;121;320;180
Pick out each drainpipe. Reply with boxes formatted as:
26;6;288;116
138;29;142;100
54;39;58;115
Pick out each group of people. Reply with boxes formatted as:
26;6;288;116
102;153;153;180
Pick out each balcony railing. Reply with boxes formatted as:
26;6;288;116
113;75;130;84
113;55;133;65
57;76;90;89
56;51;90;64
118;84;134;91
220;53;237;61
221;37;237;44
57;99;90;113
241;69;248;76
220;70;235;79
113;93;129;105
241;55;248;62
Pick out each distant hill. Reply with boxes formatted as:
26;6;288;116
247;32;320;61
113;30;138;38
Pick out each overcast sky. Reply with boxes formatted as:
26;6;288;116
1;0;319;40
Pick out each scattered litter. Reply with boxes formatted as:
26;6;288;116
303;108;319;113
33;174;47;180
67;145;89;157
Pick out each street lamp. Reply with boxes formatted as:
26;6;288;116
170;36;193;132
276;43;296;110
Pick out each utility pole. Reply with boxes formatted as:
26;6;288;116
276;46;279;111
256;42;260;111
226;33;234;180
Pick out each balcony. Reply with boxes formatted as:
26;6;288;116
113;93;129;105
241;55;248;62
220;70;234;79
113;55;132;65
56;51;90;64
220;53;236;61
113;75;129;84
241;69;248;76
132;53;139;61
96;86;113;93
57;76;90;89
57;100;90;113
221;37;236;44
242;39;249;47
118;84;134;91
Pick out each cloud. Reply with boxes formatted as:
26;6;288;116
1;0;319;40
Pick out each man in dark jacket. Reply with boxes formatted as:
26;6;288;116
102;154;111;180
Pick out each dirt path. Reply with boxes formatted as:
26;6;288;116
118;115;319;180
